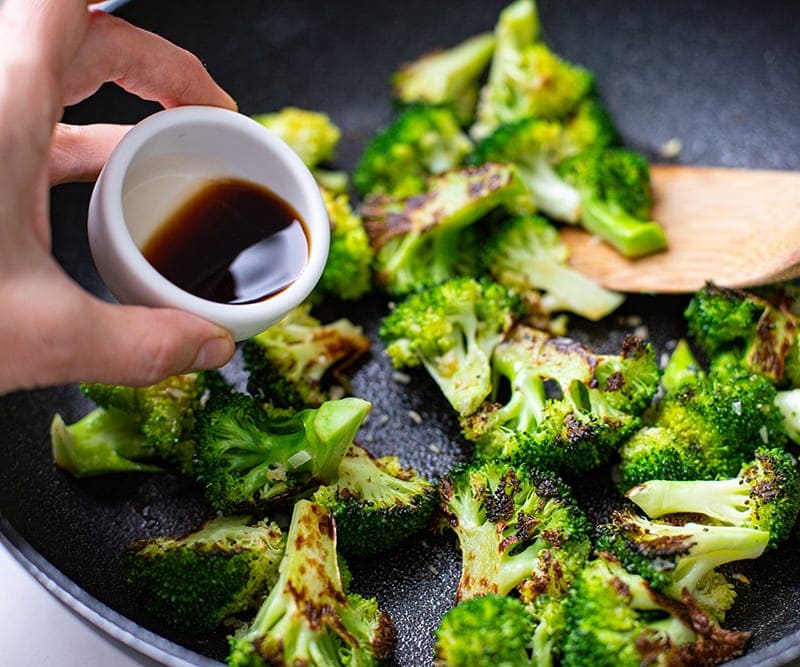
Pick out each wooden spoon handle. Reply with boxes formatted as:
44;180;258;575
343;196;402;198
562;165;800;293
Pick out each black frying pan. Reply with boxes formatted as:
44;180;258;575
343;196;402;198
2;1;799;665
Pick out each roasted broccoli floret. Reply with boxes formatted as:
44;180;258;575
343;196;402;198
380;277;522;416
472;0;593;140
312;443;436;556
227;500;396;667
124;515;284;634
193;392;371;513
353;105;474;199
561;554;751;667
626;448;800;550
619;364;787;489
434;594;535;667
363;163;525;296
314;187;374;301
439;459;591;603
560;98;619;155
557;148;667;258
252;107;341;168
243;304;370;409
685;282;800;386
392;32;496;125
486;214;625;321
462;327;658;476
55;372;222;476
597;507;769;620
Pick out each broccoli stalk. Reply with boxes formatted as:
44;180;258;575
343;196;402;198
558;148;667;258
379;277;522;416
661;338;705;394
439;459;591;603
353;104;474;199
227;500;396;667
434;594;535;667
486;214;625;321
251;107;341;168
597;508;770;620
124;515;285;634
626;448;800;550
193;393;371;513
363;163;526;296
562;555;751;667
243;303;371;409
392;32;496;125
312;443;436;557
462;327;658;475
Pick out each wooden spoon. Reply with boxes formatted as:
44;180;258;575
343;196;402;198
561;165;800;293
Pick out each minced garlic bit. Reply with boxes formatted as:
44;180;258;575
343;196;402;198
659;137;683;159
392;370;412;384
428;444;441;454
287;450;312;469
759;426;769;444
633;325;650;341
408;410;423;424
731;400;742;416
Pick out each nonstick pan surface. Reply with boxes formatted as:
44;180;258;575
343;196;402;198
1;1;800;665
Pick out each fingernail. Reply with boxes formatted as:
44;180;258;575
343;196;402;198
190;335;234;371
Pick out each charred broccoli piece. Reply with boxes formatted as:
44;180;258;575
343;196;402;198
124;515;284;634
314;187;374;301
619;364;787;489
227;500;396;666
439;459;591;603
353;104;474;199
486;214;625;321
462;327;658;476
53;372;222;476
193;392;371;513
596;508;769;620
392;32;496;125
380;277;522;416
626;448;800;550
434;594;535;667
252;107;340;168
472;0;593;140
685;282;800;386
562;554;751;667
312;443;436;557
243;304;370;409
363;163;525;296
558;148;667;258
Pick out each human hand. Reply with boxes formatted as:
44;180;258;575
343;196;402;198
0;0;238;395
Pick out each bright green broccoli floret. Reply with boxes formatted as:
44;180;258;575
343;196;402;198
434;594;534;667
227;500;396;667
486;214;624;321
685;282;800;386
560;98;619;155
193;392;371;513
363;163;526;296
626;447;800;550
123;515;284;634
619;365;787;489
472;0;593;140
561;554;751;667
243;304;370;409
313;443;436;557
252;107;341;168
393;32;496;125
380;277;522;416
353;105;474;199
64;372;222;475
557;148;667;258
439;459;591;603
462;327;658;476
314;187;374;301
597;508;769;620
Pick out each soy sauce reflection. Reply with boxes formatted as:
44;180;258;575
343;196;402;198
142;177;309;304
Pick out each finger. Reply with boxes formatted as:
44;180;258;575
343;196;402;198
62;11;237;111
49;123;131;185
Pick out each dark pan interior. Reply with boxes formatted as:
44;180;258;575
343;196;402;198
1;1;800;665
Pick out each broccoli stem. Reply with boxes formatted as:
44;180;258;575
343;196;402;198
580;196;667;258
774;389;800;442
627;478;751;525
519;156;582;223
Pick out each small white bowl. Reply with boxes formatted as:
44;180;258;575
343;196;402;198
88;106;330;341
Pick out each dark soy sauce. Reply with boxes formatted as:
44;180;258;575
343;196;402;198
142;177;309;304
